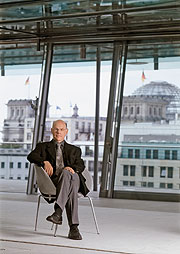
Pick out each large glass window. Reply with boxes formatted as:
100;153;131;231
136;107;140;115
135;149;140;159
167;167;173;178
160;167;166;178
160;183;166;189
114;65;180;199
149;166;154;177
153;150;158;159
9;162;13;169
124;107;128;115
130;181;135;186
172;150;177;160
0;63;42;193
146;150;151;159
148;182;154;188
165;150;170;160
0;3;180;205
130;166;136;176
130;107;134;115
18;162;21;169
82;122;85;132
123;165;129;176
1;162;5;168
141;182;146;187
142;166;147;177
123;181;128;186
128;149;133;158
167;183;173;189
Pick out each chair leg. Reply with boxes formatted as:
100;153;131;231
35;194;42;231
87;196;100;234
34;194;57;236
54;224;58;237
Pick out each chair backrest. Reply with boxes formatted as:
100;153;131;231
34;164;56;196
82;168;93;192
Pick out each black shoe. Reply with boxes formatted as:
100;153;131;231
46;212;62;225
68;226;82;240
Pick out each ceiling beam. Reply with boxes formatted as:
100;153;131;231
0;2;180;25
0;0;51;8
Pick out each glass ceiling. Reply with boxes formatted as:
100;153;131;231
0;0;180;66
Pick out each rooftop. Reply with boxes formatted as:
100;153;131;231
123;134;180;143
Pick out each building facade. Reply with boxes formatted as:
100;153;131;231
2;99;36;142
0;146;30;180
0;142;104;181
1;81;180;194
2;81;180;142
2;101;106;143
115;141;180;192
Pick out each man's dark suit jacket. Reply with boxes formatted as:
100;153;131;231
27;140;89;196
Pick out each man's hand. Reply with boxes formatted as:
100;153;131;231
64;166;75;174
43;161;53;176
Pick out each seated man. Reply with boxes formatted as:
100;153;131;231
27;120;89;240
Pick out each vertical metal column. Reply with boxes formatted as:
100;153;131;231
37;43;53;142
26;43;53;194
107;42;128;198
1;53;5;76
154;55;159;70
94;45;101;191
100;42;121;196
1;63;5;76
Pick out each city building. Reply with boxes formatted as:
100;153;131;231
0;141;104;181
0;146;29;180
2;99;50;142
115;138;180;192
1;81;180;191
122;81;180;123
2;101;106;143
2;81;180;143
0;101;106;181
115;115;180;193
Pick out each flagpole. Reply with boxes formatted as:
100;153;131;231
25;76;30;99
28;83;30;99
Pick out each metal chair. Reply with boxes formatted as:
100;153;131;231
34;164;56;233
34;164;100;236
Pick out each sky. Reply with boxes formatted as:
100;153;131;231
0;61;180;141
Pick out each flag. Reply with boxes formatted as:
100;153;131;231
25;76;30;85
141;71;146;83
56;106;61;110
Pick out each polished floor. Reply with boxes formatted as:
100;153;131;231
0;180;180;254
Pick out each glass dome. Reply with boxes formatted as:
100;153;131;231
132;81;180;117
132;81;180;101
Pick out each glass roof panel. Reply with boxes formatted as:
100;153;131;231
0;0;180;66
